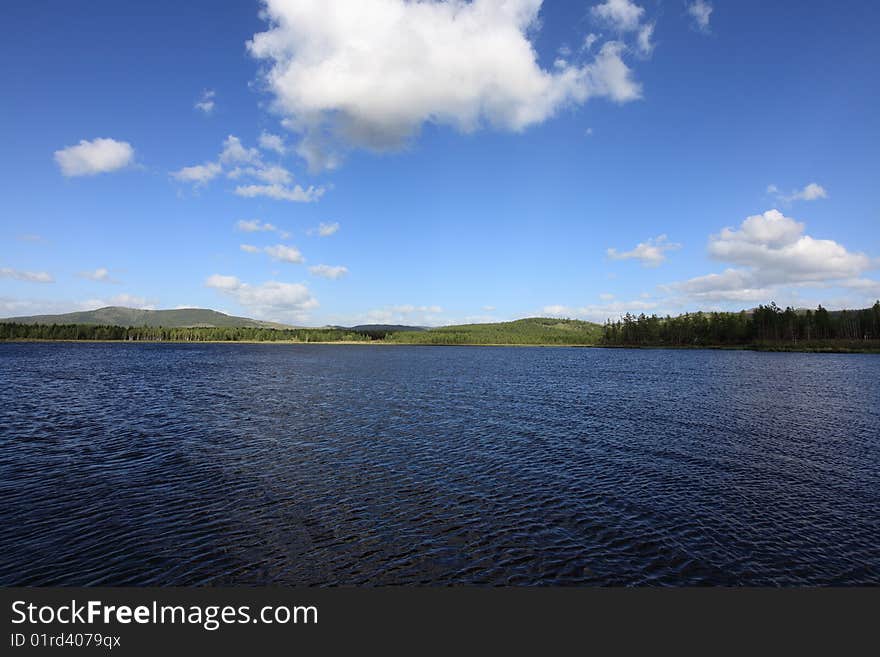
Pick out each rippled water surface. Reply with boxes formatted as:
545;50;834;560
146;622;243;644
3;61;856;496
1;343;878;586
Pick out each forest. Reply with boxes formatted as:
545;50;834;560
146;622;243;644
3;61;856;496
601;302;880;351
0;317;603;345
0;323;373;343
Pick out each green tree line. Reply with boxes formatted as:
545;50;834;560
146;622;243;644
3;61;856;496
601;301;880;348
0;323;374;343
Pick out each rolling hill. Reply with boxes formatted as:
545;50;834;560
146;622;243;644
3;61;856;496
386;317;603;345
0;306;294;329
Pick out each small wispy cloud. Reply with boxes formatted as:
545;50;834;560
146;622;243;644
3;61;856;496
590;0;655;56
591;0;645;33
76;267;118;284
1;267;54;283
258;131;286;155
236;219;276;233
309;222;340;237
687;0;713;33
240;242;306;264
309;264;348;279
235;183;325;203
194;89;216;115
236;219;291;241
171;135;325;203
171;161;221;185
607;234;682;267
767;182;828;204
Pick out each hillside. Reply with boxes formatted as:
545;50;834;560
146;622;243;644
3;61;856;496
386;317;603;345
0;306;294;329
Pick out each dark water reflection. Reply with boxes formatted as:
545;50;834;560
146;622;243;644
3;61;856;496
1;343;878;585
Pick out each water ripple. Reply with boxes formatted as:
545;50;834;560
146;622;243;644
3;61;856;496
0;343;878;585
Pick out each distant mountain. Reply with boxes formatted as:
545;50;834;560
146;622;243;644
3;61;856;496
0;306;295;329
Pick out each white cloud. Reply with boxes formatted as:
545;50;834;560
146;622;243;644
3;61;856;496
309;264;348;279
236;219;278;233
542;298;661;322
77;267;117;283
228;164;294;185
360;304;443;326
195;89;216;114
17;234;44;243
583;33;600;51
205;274;240;290
240;243;306;263
219;135;261;165
174;135;323;202
0;267;54;283
668;209;875;302
671;269;773;303
264;244;305;263
636;23;655;56
392;304;443;314
259;131;286;154
708;210;868;281
171;161;222;185
54;138;134;177
235;183;325;202
592;0;645;32
248;0;645;170
607;234;681;267
0;297;64;317
310;221;340;237
583;41;643;102
542;304;569;316
205;274;318;321
599;293;615;300
0;295;162;317
687;1;713;33
482;305;497;312
836;278;880;302
80;293;154;310
768;182;828;204
252;165;293;185
588;1;654;56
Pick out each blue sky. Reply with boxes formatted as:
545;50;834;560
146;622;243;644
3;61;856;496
2;0;879;326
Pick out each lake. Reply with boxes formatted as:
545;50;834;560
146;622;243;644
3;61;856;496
1;342;878;585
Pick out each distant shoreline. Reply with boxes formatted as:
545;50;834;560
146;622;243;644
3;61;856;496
2;338;878;353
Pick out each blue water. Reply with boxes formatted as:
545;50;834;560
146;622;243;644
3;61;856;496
0;342;878;585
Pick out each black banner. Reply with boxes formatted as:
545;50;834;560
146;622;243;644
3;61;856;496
2;588;877;654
